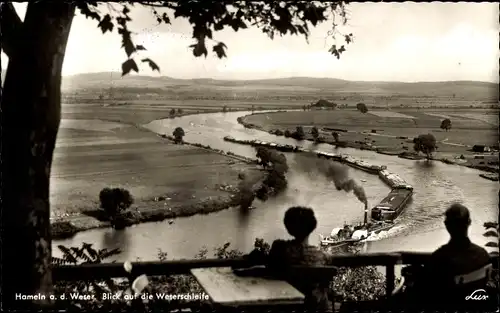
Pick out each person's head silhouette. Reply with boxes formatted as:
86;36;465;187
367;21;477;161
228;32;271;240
284;206;317;243
444;203;471;239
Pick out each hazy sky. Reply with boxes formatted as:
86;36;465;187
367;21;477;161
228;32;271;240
2;2;498;82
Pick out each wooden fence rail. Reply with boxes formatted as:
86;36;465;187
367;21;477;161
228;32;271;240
52;252;498;297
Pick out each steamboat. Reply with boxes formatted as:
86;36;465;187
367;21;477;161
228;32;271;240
320;185;413;247
319;202;396;247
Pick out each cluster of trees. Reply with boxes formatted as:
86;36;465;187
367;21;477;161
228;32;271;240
283;126;306;141
413;134;438;159
255;147;289;200
312;99;338;109
169;108;184;117
303;99;338;111
283;127;342;144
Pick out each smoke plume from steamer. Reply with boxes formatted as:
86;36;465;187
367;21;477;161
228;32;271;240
294;154;368;206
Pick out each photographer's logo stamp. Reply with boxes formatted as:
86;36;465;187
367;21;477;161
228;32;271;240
465;289;489;301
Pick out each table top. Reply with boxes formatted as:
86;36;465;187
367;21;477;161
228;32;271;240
191;267;305;307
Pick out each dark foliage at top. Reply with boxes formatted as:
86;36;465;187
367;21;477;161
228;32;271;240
74;2;352;76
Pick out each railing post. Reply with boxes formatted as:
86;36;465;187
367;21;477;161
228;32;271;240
385;264;395;297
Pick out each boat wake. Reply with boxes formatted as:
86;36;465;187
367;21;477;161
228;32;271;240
362;224;406;242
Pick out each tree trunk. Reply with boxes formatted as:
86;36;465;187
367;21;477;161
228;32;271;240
2;3;75;310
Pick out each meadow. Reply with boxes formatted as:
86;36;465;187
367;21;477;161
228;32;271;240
242;108;498;170
51;104;264;226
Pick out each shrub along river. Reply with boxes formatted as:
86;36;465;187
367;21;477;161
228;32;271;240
54;111;498;261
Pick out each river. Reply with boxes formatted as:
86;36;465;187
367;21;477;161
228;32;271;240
53;110;498;261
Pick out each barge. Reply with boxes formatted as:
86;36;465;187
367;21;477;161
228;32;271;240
378;170;409;189
479;173;499;181
348;159;387;174
371;186;413;221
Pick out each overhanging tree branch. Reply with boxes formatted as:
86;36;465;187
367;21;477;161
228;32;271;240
1;2;23;57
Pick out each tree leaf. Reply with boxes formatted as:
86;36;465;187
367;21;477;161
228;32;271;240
213;42;227;59
190;40;208;58
214;22;224;31
122;58;139;76
230;18;247;32
345;34;352;44
77;3;101;21
237;20;247;29
141;58;160;72
119;28;136;57
162;12;171;24
97;14;114;34
328;45;341;59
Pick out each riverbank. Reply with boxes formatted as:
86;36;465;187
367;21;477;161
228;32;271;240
52;193;242;240
238;110;499;174
52;105;267;239
222;136;412;190
52;147;264;240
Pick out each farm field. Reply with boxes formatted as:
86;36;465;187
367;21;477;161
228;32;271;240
51;104;264;222
242;108;499;170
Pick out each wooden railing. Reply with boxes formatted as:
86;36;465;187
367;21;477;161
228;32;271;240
52;251;498;305
52;252;460;295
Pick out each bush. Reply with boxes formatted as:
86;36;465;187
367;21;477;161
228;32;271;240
172;127;185;144
53;243;133;311
332;132;339;142
52;221;79;240
291;126;305;140
311;126;319;141
99;188;134;221
356;103;368;114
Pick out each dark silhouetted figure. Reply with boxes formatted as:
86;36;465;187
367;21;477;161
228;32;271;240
422;203;493;311
267;206;337;312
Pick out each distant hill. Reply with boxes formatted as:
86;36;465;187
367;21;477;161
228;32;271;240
2;71;497;101
60;72;497;97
